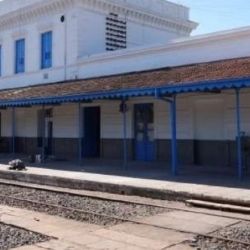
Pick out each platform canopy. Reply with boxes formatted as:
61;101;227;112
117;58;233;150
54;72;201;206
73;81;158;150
0;57;250;107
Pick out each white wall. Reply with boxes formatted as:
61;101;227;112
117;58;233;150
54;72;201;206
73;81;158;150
77;9;106;57
1;92;250;142
0;11;72;87
193;97;225;140
53;104;78;138
101;101;133;139
1;109;12;137
15;107;39;138
224;90;250;140
74;30;250;81
0;0;195;89
127;21;179;47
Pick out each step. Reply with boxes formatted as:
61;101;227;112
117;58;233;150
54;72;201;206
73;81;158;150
186;199;250;214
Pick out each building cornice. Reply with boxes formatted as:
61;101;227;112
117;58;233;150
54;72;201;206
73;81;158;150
0;0;75;31
0;0;197;35
78;0;197;34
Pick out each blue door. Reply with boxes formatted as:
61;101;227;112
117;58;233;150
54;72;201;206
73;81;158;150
135;104;155;161
83;107;100;158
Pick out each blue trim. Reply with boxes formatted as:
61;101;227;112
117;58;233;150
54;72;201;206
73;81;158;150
160;77;250;95
236;89;243;179
41;105;46;163
122;100;128;169
170;95;178;176
0;76;250;107
12;107;15;154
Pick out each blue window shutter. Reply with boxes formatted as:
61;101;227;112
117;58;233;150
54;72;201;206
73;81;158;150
41;34;45;68
15;41;18;73
41;31;52;69
15;39;25;74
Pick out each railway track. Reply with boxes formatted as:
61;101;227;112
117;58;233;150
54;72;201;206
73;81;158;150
0;180;250;249
1;192;250;249
0;179;249;222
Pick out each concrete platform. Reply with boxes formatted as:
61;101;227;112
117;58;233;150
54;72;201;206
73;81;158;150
136;211;238;234
0;160;250;206
1;205;194;250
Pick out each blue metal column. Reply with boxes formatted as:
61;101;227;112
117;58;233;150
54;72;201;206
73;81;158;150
236;89;243;179
170;95;178;176
122;100;128;169
12;107;16;155
42;105;46;163
78;102;82;164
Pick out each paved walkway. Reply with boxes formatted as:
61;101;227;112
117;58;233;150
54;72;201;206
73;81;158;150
0;204;242;250
0;205;194;250
0;163;250;205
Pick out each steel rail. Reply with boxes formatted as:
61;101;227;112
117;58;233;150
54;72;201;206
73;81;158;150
0;180;249;223
0;193;250;248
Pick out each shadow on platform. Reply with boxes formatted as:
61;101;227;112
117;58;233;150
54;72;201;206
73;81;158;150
0;153;249;190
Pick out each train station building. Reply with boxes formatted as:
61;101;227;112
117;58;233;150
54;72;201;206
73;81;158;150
0;0;250;179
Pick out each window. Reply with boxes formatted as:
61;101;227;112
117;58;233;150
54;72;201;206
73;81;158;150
41;31;52;69
37;108;53;147
106;13;127;51
15;39;25;74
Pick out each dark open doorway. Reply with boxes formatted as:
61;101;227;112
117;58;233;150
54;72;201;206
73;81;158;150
46;120;53;156
83;107;101;158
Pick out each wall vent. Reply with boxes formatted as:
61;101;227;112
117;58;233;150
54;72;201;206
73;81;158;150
106;13;127;51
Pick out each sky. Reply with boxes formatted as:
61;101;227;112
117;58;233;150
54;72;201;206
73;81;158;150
172;0;250;35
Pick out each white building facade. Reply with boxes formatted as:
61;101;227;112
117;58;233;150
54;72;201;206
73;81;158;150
0;0;196;88
0;0;250;178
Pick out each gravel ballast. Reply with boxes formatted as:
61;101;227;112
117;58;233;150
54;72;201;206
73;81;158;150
188;222;250;250
189;236;250;250
211;222;250;244
0;223;50;250
0;184;167;225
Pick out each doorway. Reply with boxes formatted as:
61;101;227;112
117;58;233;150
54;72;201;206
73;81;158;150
83;107;101;158
46;120;53;155
134;103;155;161
37;109;53;156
